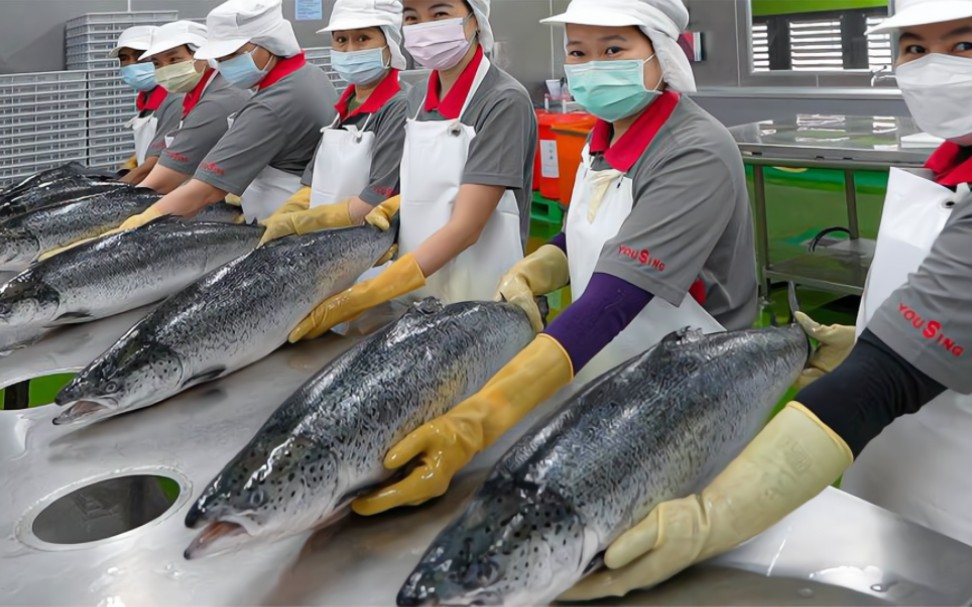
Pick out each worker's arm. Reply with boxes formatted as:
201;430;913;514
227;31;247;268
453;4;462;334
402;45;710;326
560;200;972;601
119;155;160;185
138;163;192;194
152;178;228;217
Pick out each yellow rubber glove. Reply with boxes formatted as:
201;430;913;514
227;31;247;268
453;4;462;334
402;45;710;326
559;402;853;602
224;193;243;207
265;187;310;217
495;244;569;333
351;334;574;516
288;252;425;343
793;311;857;389
258;200;353;246
364;195;402;231
37;207;165;261
121;154;138;171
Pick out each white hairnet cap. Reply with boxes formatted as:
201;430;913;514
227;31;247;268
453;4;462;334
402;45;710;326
866;0;972;34
109;25;158;58
140;21;209;60
194;0;301;60
541;0;696;93
319;0;406;70
467;0;494;53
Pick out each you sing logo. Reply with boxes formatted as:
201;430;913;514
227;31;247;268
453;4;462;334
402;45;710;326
899;303;965;358
618;245;666;272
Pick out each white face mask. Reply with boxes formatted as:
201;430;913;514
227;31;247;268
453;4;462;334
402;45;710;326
896;53;972;143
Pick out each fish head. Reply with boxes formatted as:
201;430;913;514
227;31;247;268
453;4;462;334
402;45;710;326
398;478;594;607
183;434;340;559
0;229;38;267
53;341;184;426
0;278;58;327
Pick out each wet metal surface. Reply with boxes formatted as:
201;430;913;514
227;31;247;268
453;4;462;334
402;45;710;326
2;317;972;605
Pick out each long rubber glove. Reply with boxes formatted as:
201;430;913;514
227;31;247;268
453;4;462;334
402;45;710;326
794;312;857;389
495;244;570;332
37;207;165;261
364;195;401;231
288;252;425;343
559;402;853;601
351;334;574;516
259;200;353;246
121;154;139;171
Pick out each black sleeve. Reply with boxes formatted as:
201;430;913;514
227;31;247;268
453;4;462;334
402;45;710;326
798;328;947;457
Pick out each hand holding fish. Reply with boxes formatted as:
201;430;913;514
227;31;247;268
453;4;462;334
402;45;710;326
363;195;401;231
288;252;425;342
352;334;574;515
494;245;569;333
793;312;856;389
559;403;853;601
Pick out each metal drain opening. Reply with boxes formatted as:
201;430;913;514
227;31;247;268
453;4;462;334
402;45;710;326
1;373;76;410
31;474;180;544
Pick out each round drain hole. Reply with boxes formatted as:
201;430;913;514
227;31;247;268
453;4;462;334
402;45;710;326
31;474;180;545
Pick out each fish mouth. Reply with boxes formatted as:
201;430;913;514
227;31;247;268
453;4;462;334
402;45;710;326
52;399;116;426
184;521;249;560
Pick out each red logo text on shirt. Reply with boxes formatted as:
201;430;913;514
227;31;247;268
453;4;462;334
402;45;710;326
618;245;666;272
200;162;225;176
898;303;965;358
165;151;189;163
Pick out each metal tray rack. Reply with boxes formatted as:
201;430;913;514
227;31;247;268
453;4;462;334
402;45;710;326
64;11;178;71
0;71;90;186
305;46;348;94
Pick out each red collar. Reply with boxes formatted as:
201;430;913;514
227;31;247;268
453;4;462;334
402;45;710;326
589;91;681;172
257;52;307;91
424;45;484;119
925;141;972;186
336;69;401;121
182;68;216;118
136;86;168;113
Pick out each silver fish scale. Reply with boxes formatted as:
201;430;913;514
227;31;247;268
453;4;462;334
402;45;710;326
0;188;161;264
189;299;536;545
17;220;263;325
135;224;396;385
501;325;809;551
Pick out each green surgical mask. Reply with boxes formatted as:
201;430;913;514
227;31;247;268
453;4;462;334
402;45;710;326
564;56;662;123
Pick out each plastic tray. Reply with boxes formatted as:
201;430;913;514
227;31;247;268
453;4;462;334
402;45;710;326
0;117;87;136
65;11;177;29
0;102;88;118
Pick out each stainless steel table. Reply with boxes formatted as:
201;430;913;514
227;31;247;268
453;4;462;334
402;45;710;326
729;114;937;299
3;317;972;605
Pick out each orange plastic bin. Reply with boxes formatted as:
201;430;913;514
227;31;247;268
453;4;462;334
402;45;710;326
536;111;593;201
552;116;597;205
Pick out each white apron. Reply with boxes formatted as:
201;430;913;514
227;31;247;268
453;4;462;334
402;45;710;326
565;144;725;385
227;113;303;222
127;114;158;167
397;56;523;304
841;167;972;545
310;113;376;208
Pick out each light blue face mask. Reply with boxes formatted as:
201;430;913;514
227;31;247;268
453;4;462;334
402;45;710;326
120;63;158;92
564;56;662;123
330;47;389;86
218;49;270;90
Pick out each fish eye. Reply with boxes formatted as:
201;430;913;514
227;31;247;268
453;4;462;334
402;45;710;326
248;488;267;507
104;380;119;393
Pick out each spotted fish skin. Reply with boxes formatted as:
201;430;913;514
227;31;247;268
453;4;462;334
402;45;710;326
0;217;263;334
0;162;118;209
399;323;810;607
183;298;539;560
54;223;397;426
0;186;162;271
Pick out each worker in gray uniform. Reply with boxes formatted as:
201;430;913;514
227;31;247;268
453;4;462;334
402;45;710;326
108;0;338;228
560;0;972;600
257;0;410;242
132;20;251;194
345;0;759;520
284;0;539;343
110;25;182;180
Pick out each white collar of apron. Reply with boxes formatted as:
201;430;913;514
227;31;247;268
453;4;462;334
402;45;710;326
415;55;492;122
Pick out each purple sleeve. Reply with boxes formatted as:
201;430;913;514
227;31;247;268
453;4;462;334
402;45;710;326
544;272;654;371
547;232;567;253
